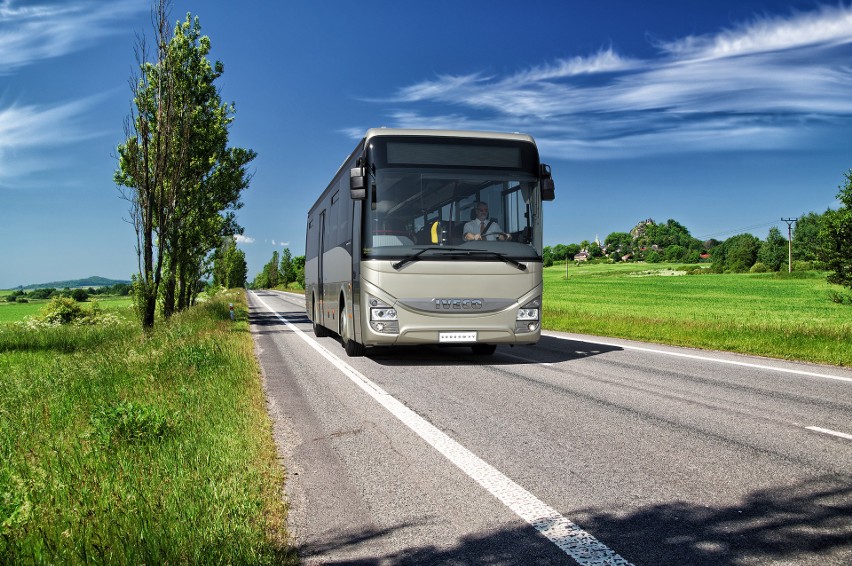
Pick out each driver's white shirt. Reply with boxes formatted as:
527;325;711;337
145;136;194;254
464;218;505;241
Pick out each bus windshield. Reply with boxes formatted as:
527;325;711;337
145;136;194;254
361;136;544;260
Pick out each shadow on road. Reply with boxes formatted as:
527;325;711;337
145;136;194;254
367;335;622;366
248;308;311;335
296;475;851;565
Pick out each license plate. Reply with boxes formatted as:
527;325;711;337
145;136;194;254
439;331;477;343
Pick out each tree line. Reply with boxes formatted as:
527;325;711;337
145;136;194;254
248;249;305;290
114;0;254;330
5;284;132;304
545;169;852;290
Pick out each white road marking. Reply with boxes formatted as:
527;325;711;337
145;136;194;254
806;426;852;441
544;333;852;384
498;352;555;366
253;292;632;566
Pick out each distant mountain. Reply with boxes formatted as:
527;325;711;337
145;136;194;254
21;276;131;290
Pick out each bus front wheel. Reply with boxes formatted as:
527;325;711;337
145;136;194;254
340;297;366;357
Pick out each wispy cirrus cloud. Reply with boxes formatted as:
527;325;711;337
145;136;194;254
0;0;143;73
0;95;110;184
358;4;852;160
0;1;142;184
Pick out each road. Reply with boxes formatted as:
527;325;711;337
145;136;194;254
248;289;852;565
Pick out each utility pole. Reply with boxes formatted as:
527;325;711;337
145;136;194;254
781;218;797;273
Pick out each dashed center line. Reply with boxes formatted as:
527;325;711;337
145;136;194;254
253;292;632;566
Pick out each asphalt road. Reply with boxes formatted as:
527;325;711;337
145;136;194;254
248;289;852;565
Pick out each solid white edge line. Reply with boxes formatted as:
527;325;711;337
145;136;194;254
543;332;852;384
806;426;852;441
251;292;632;566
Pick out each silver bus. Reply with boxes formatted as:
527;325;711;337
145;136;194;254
305;128;555;356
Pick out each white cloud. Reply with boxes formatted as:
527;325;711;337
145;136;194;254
657;4;852;60
369;4;852;159
0;95;110;182
235;234;255;244
0;0;143;73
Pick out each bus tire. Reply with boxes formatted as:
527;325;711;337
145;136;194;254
471;344;497;355
312;296;329;337
340;296;366;357
344;337;366;357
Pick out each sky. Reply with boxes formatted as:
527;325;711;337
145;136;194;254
1;0;851;288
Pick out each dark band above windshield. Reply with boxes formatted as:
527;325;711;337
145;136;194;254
368;136;539;174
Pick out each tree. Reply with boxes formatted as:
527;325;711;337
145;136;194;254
551;244;568;262
212;236;247;288
793;211;825;263
604;232;632;252
820;170;852;290
712;233;761;273
758;227;788;272
115;2;255;327
664;245;687;263
293;255;306;288
542;246;554;267
266;251;279;288
279;248;295;287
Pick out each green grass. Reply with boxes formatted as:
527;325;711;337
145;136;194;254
0;296;134;324
0;290;294;564
544;263;852;366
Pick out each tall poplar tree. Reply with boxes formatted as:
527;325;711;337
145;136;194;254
115;0;254;328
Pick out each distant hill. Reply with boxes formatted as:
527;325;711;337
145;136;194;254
21;276;131;290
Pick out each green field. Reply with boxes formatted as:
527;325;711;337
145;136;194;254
0;295;134;323
0;291;293;564
544;263;852;366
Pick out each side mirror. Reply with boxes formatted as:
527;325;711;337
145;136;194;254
350;167;366;200
539;163;555;201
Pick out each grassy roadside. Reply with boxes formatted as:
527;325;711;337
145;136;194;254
0;290;294;564
543;263;852;366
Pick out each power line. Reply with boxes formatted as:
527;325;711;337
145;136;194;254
696;220;779;241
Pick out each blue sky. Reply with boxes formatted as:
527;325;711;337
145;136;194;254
2;0;851;288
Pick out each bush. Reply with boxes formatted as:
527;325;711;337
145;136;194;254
750;262;768;273
39;297;86;324
15;297;29;303
34;297;118;327
71;288;89;302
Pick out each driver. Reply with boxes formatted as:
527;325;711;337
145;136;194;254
463;202;511;241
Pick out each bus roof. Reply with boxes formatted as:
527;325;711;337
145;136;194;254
363;128;536;145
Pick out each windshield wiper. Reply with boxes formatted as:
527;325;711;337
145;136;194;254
391;247;527;271
391;247;468;270
464;250;527;271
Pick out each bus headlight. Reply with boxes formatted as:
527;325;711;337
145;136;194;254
368;296;399;334
515;297;541;333
516;308;538;321
372;308;398;321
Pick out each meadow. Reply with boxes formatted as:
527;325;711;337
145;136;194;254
0;291;294;564
0;295;134;323
544;263;852;366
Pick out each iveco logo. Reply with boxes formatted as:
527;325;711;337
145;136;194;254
434;298;483;310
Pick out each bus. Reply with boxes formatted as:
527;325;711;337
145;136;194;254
305;128;555;357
